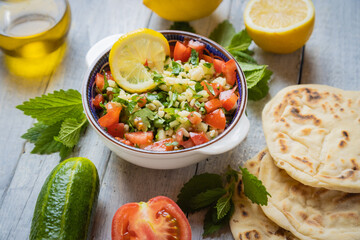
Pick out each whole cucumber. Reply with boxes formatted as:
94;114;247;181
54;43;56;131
30;157;100;240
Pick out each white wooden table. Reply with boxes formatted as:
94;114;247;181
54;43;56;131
0;0;359;239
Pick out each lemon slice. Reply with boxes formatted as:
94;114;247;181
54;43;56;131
244;0;315;54
109;28;170;93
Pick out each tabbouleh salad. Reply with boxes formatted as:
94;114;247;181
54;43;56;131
92;40;239;151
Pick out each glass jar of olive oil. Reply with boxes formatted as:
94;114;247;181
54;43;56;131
0;0;71;78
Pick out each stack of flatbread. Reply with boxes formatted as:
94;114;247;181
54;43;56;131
230;85;360;240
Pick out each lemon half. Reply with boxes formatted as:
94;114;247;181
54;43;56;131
244;0;315;54
109;28;170;93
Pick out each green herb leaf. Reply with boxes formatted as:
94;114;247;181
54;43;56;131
170;22;196;33
54;115;88;148
168;92;178;108
59;145;73;161
226;29;252;51
231;50;257;64
248;68;272;101
216;194;232;220
171;61;182;76
239;62;266;72
189;49;199;66
16;89;83;125
209;20;236;47
204;82;215;95
21;122;48;143
195;82;204;92
129;108;155;131
203;207;226;237
177;173;223;213
240;167;271;205
190;188;227;210
152;71;165;84
31;121;64;154
203;62;212;68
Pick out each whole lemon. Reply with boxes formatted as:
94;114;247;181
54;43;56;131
143;0;222;22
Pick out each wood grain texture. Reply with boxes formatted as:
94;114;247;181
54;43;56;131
0;0;359;239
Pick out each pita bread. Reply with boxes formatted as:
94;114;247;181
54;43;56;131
230;150;298;240
252;149;360;240
262;84;360;192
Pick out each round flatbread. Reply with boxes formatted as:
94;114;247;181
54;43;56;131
252;149;360;240
230;150;298;240
262;84;360;192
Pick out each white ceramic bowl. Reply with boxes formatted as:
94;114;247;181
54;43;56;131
82;31;250;169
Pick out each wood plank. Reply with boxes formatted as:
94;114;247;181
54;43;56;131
0;0;153;238
301;0;360;89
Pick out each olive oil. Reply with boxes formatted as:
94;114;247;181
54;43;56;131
0;2;71;78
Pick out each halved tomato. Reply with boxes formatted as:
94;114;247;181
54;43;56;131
92;94;104;109
144;138;175;151
189;132;209;145
98;102;122;128
204;98;222;113
124;131;154;147
174;41;191;62
187;112;202;125
219;88;238;111
107;123;125;138
204;108;226;130
112;196;192;240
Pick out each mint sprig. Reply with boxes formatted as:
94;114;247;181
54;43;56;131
17;89;87;160
177;166;270;237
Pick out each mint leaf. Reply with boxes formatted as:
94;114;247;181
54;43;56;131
244;66;266;88
21;122;48;143
216;194;232;220
240;167;271;205
31;122;63;154
190;188;226;210
226;29;252;51
231;50;257;64
16;89;83;125
177;173;223;213
54;116;88;148
170;22;196;33
59;145;72;161
209;20;236;47
239;62;266;72
248;69;272;101
203;207;226;237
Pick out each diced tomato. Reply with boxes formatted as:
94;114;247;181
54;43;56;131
201;81;221;99
95;73;105;91
219;88;238;111
187;112;202;125
213;59;225;73
144;138;175;151
223;59;237;86
202;55;213;63
205;99;222;113
107;123;125;138
112;196;192;240
176;128;195;149
205;109;226;130
125;131;154;147
104;71;114;80
174;41;191;62
137;95;147;108
188;40;205;55
189;132;209;145
92;94;104;109
115;137;133;146
98;102;122;128
144;59;148;67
